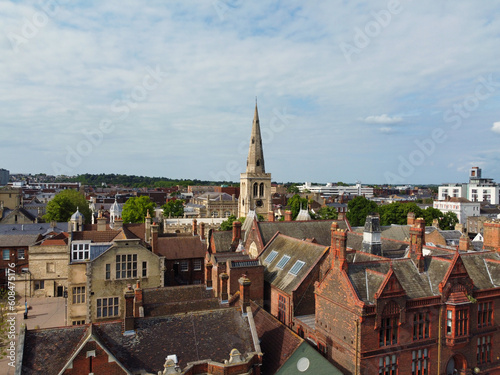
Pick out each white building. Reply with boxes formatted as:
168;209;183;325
299;182;374;198
433;197;480;226
438;167;500;204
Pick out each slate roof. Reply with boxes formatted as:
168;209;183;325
156;236;206;260
260;234;328;294
340;249;500;305
71;230;121;243
212;230;236;252
142;285;220;316
0;222;68;235
95;309;255;373
250;302;303;375
256;220;346;247
0;207;38;222
21;325;88;375
0;234;41;247
347;232;408;258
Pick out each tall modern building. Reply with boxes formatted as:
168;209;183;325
238;103;272;218
0;168;9;186
438;167;500;204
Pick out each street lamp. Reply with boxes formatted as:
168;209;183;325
22;268;31;319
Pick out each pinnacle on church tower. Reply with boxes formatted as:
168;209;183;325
246;101;266;174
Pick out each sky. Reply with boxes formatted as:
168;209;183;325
1;1;500;185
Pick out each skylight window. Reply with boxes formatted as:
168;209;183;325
289;260;306;276
264;250;278;263
276;255;291;270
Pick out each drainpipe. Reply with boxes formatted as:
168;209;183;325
438;305;442;375
355;319;360;375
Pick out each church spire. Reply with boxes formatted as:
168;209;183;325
246;101;265;174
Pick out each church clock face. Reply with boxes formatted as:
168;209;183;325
256;199;263;207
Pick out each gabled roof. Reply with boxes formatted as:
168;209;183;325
260;234;328;294
22;307;258;374
21;325;88;374
156;236;206;260
72;230;121;243
256;220;346;248
142;285;220;317
0;233;41;247
94;308;256;373
250;302;302;374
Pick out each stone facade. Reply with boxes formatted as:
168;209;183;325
28;235;70;297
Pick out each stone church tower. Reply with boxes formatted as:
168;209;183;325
239;103;272;218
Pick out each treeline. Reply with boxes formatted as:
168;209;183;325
56;173;237;188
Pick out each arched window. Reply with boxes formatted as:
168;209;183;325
253;183;258;198
259;183;264;197
256;160;260;167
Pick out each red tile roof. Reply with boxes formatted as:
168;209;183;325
156;236;206;260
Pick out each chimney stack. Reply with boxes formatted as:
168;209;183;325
219;273;229;302
232;221;242;243
192;219;198;236
97;210;107;231
123;284;135;332
285;210;292;222
239;275;252;313
151;223;159;254
330;221;339;263
333;228;348;271
410;218;426;272
459;233;470;252
432;218;440;229
134;280;143;317
407;212;415;226
114;216;123;231
268;211;275;222
145;210;151;243
483;220;500;252
200;222;206;240
338;212;345;221
205;261;213;289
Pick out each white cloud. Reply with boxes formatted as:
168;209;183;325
364;114;403;124
379;127;394;133
492;122;500;134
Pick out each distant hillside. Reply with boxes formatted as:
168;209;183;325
56;173;238;188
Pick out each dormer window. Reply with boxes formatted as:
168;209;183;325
72;242;90;261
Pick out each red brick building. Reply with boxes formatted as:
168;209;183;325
308;219;500;375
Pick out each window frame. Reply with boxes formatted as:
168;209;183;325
180;260;189;272
71;242;90;261
411;348;429;375
477;301;493;328
379;354;398;375
193;259;202;271
477;335;492;365
2;249;10;261
72;286;85;304
18;249;25;260
115;254;137;279
413;311;430;341
96;297;119;318
278;294;287;324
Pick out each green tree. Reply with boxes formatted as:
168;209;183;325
439;211;459;230
161;199;185;218
287;194;310;220
287;184;300;193
378;202;424;226
314;206;339;220
422;207;443;226
346;196;378;227
220;215;246;231
43;189;92;223
122;196;156;223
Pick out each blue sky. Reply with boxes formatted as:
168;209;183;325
1;1;500;185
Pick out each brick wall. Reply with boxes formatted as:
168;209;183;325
484;221;500;252
64;341;126;375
